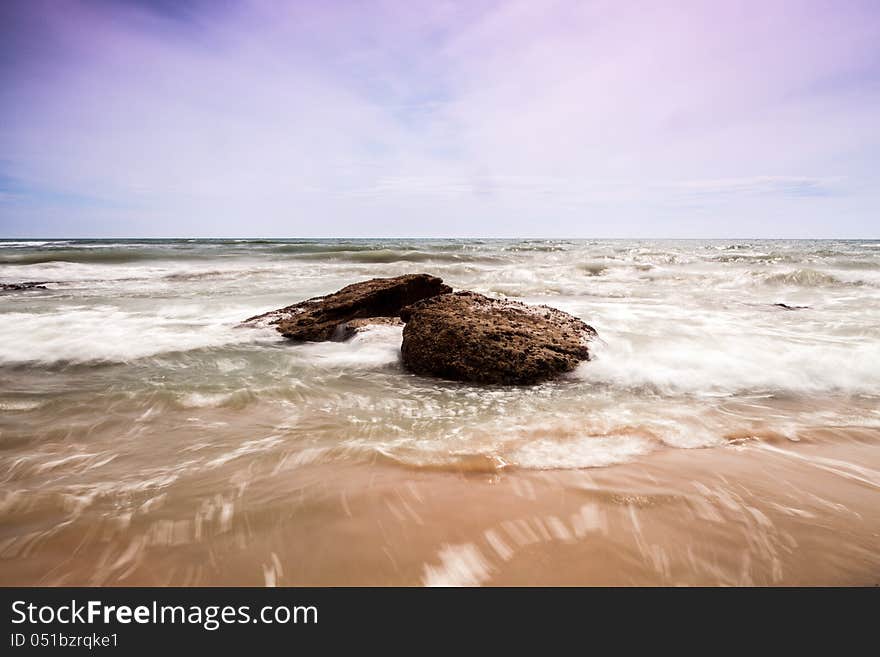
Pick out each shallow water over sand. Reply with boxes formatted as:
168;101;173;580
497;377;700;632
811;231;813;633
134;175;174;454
1;238;879;585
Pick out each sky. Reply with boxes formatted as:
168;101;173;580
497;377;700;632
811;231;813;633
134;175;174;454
1;0;879;238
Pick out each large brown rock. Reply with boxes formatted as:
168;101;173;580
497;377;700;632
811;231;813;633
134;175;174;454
242;274;451;342
400;291;597;384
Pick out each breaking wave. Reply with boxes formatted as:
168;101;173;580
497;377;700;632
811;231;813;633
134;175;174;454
761;268;848;287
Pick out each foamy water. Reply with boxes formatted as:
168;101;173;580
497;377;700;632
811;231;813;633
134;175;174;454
1;239;879;585
2;238;879;471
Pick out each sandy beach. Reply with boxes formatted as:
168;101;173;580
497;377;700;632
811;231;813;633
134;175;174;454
3;420;878;586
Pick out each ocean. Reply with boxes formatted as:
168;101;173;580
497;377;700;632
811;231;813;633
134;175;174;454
1;238;879;585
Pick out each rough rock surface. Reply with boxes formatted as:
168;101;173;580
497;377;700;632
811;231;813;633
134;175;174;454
400;291;597;384
1;281;49;292
242;274;451;342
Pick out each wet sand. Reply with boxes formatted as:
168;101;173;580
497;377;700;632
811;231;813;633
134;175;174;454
3;430;878;586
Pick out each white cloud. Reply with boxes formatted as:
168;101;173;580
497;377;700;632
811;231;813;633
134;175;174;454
1;0;879;237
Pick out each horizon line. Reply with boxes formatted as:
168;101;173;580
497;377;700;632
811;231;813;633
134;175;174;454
2;236;879;241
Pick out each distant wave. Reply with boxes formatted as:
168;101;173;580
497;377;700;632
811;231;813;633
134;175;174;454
761;268;848;287
163;269;237;282
271;243;393;254
710;253;802;264
577;262;609;276
0;241;65;248
503;245;568;252
287;249;504;264
0;248;203;265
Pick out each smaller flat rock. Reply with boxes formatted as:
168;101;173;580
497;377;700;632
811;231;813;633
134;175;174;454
241;274;451;342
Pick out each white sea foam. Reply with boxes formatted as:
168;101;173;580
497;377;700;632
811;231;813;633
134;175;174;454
577;326;880;395
2;238;879;472
293;325;403;369
506;434;655;469
0;304;275;364
179;392;238;408
0;400;43;411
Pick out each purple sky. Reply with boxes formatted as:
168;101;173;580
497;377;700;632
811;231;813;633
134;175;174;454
1;0;879;237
